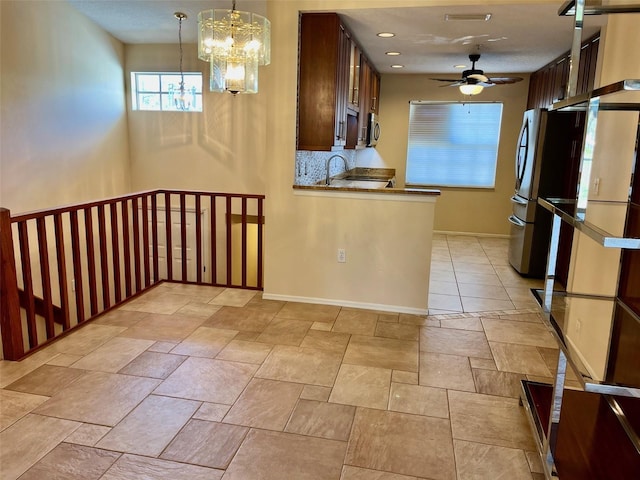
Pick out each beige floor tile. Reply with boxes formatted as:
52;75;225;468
472;369;526;398
389;382;449;418
419;352;475;392
223;429;346;480
160;283;226;299
160;419;248;469
34;371;160;426
175;302;222;318
332;309;378;335
256;317;312;346
340;466;422;480
0;389;49;431
490;342;553;376
343;335;419;372
346;408;455;480
285;399;356;440
461;297;515;312
469;357;497;370
71;337;154;373
453;262;496;275
223;378;303;430
147;341;178;353
46;353;84;367
454;272;503;286
215;339;272;364
300;330;351;353
329;364;391;410
448;390;536;450
497;312;544;323
374;322;419;341
208;288;257;307
429;280;459;296
255;345;343;387
18;442;120;480
100;454;223;480
96;395;199;456
204;306;274;332
0;414;81;480
193;402;231;422
526;450;545;473
457;283;510;300
452;254;491;265
378;312;400;323
154;357;257;404
245;294;287;314
439;316;483;331
48;324;127;356
300;385;332;401
64;424;111;447
276;302;341;323
482;318;556;347
429;270;457;283
5;364;85;397
399;313;438;326
311;321;334;331
117;313;207;343
454;440;533;480
118;351;187;379
392;370;419;384
420;326;492;359
427;293;463;312
120;292;196;314
93;309;149;327
170;326;238;357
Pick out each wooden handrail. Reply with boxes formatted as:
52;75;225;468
0;190;265;361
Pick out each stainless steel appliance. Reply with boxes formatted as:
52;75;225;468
367;113;380;147
508;108;583;277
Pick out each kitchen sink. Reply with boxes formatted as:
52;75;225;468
328;179;393;189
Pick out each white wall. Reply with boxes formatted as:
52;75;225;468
0;0;130;213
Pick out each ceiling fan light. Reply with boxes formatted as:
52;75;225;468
459;84;484;95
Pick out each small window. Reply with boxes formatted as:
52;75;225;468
131;72;203;112
406;101;503;188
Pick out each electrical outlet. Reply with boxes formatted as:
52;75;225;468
594;177;600;195
337;248;346;263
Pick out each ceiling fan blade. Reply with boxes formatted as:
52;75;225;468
430;78;460;82
486;76;524;85
467;73;489;83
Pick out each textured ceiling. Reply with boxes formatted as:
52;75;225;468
67;1;604;75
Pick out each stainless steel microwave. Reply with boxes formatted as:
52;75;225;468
367;113;380;147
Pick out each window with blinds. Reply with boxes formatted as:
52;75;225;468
405;101;503;188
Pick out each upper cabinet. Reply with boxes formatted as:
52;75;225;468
297;12;381;151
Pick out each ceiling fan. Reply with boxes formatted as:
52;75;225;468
430;54;523;95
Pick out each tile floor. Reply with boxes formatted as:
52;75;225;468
0;235;557;480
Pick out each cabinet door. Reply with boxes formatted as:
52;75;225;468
357;58;371;146
348;40;361;112
335;24;350;147
370;70;380;114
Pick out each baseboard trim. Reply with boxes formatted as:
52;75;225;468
262;293;428;316
434;230;510;239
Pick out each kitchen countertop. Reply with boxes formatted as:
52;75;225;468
293;167;441;196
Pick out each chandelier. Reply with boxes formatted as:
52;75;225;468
173;12;193;110
197;0;271;94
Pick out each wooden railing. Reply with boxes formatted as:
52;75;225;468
0;190;265;361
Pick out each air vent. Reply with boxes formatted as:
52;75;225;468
444;13;492;21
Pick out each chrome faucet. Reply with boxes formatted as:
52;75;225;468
325;154;349;185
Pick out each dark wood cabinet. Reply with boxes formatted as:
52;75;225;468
297;12;380;151
297;13;350;151
527;34;600;109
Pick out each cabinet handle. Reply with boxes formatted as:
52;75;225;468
371;97;377;110
336;121;345;140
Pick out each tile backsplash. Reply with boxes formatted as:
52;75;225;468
295;150;357;186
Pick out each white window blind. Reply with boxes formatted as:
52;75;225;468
406;101;503;188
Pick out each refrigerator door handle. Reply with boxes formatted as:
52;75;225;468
510;195;528;205
508;215;526;228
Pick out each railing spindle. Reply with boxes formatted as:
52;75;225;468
121;200;132;298
54;213;70;330
226;196;232;286
69;211;85;323
0;208;25;360
151;194;159;283
196;195;202;283
18;221;37;347
142;195;150;287
132;198;142;293
257;198;264;289
110;203;122;303
241;197;247;288
97;205;110;309
180;193;187;282
165;192;173;281
210;195;217;285
36;217;55;338
84;208;98;315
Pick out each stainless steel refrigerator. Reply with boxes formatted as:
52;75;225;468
508;108;584;278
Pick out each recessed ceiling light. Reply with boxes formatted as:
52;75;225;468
454;64;467;69
377;32;395;38
390;64;404;69
385;51;401;56
444;13;492;21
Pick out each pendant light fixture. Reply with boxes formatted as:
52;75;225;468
459;83;484;95
197;0;271;94
174;12;192;110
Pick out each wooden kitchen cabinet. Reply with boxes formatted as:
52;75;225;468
356;56;381;147
297;13;350;151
